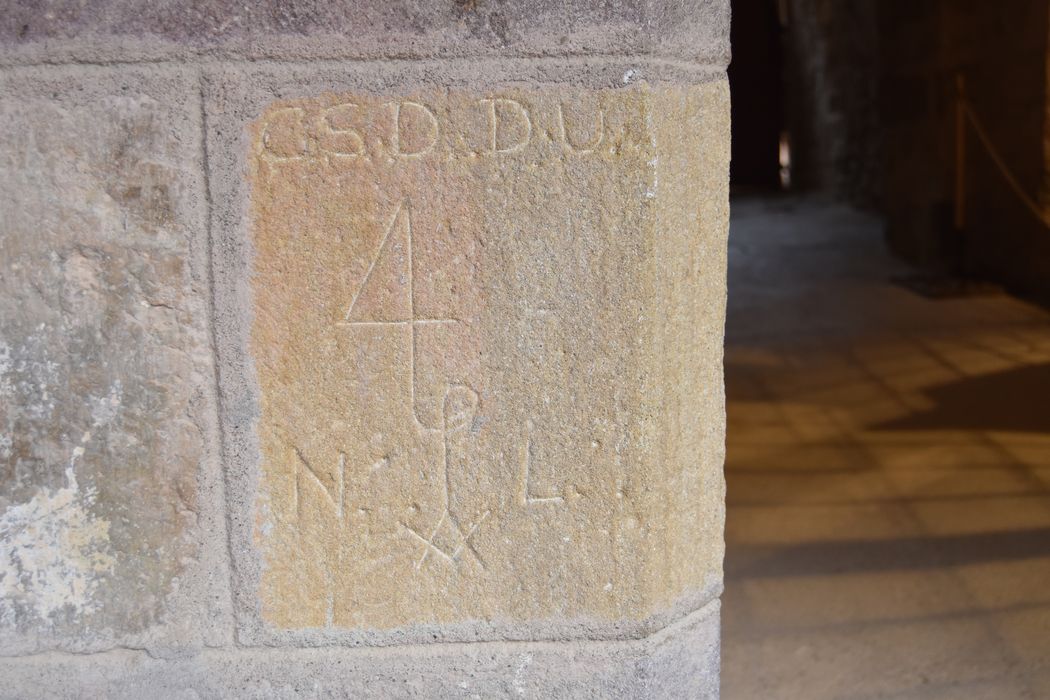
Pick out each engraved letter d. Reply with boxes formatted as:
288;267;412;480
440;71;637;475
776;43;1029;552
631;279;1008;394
479;98;532;154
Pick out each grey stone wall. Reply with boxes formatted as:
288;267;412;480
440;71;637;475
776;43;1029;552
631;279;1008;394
782;0;881;208
0;2;731;697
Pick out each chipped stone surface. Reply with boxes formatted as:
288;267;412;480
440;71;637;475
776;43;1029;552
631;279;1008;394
246;81;728;634
0;456;116;626
0;68;225;653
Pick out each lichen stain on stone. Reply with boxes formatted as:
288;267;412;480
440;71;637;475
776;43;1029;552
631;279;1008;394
0;439;115;627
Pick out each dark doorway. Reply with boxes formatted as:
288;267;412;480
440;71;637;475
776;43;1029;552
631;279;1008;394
728;0;785;190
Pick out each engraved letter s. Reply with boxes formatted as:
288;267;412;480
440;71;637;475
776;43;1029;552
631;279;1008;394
320;103;365;158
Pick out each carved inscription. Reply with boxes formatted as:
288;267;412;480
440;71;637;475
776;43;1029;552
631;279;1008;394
388;102;439;158
521;422;564;506
479;98;532;154
257;96;608;165
293;448;346;521
338;199;460;429
248;85;698;630
335;199;572;568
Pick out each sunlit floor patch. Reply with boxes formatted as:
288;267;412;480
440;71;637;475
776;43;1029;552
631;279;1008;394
722;196;1050;699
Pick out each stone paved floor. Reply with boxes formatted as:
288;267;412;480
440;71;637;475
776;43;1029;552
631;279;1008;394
721;196;1050;699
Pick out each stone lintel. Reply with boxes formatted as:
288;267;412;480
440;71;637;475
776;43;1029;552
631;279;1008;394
0;1;730;68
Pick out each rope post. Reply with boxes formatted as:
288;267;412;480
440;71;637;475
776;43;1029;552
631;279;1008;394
954;72;967;231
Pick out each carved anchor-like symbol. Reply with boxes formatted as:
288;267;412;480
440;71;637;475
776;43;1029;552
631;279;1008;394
338;199;489;571
399;384;490;570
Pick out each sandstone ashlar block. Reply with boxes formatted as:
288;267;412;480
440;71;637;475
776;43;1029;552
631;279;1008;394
0;67;228;654
232;77;728;641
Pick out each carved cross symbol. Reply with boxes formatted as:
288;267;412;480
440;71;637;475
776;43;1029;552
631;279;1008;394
336;198;460;430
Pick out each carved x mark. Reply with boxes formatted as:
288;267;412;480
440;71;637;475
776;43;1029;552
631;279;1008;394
400;510;490;570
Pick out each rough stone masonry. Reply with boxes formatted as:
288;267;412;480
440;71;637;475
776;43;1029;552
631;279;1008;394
0;2;730;697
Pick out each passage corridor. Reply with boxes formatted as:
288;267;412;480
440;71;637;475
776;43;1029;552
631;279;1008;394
722;197;1050;699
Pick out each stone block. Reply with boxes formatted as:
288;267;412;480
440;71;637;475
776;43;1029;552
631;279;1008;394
0;67;228;654
0;0;732;692
0;0;730;67
209;64;728;644
0;599;720;699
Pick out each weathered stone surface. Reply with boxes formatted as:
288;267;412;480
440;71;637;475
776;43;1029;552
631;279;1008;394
0;68;227;653
0;0;730;66
0;0;732;693
0;600;720;699
245;81;728;635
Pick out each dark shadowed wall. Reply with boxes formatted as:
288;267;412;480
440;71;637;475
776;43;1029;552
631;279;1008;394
782;0;880;207
781;0;1050;298
729;0;784;188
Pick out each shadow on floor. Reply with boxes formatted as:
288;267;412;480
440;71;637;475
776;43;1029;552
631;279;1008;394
723;197;1050;699
871;361;1050;434
728;526;1050;578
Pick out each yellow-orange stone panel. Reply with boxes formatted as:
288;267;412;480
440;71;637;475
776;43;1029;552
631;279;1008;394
248;82;729;630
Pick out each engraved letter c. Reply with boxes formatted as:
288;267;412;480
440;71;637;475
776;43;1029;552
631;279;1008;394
260;107;309;163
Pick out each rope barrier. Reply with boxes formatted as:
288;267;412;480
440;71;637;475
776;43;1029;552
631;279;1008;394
957;90;1050;229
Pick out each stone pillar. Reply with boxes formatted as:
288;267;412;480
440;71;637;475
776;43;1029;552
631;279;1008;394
0;3;729;696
